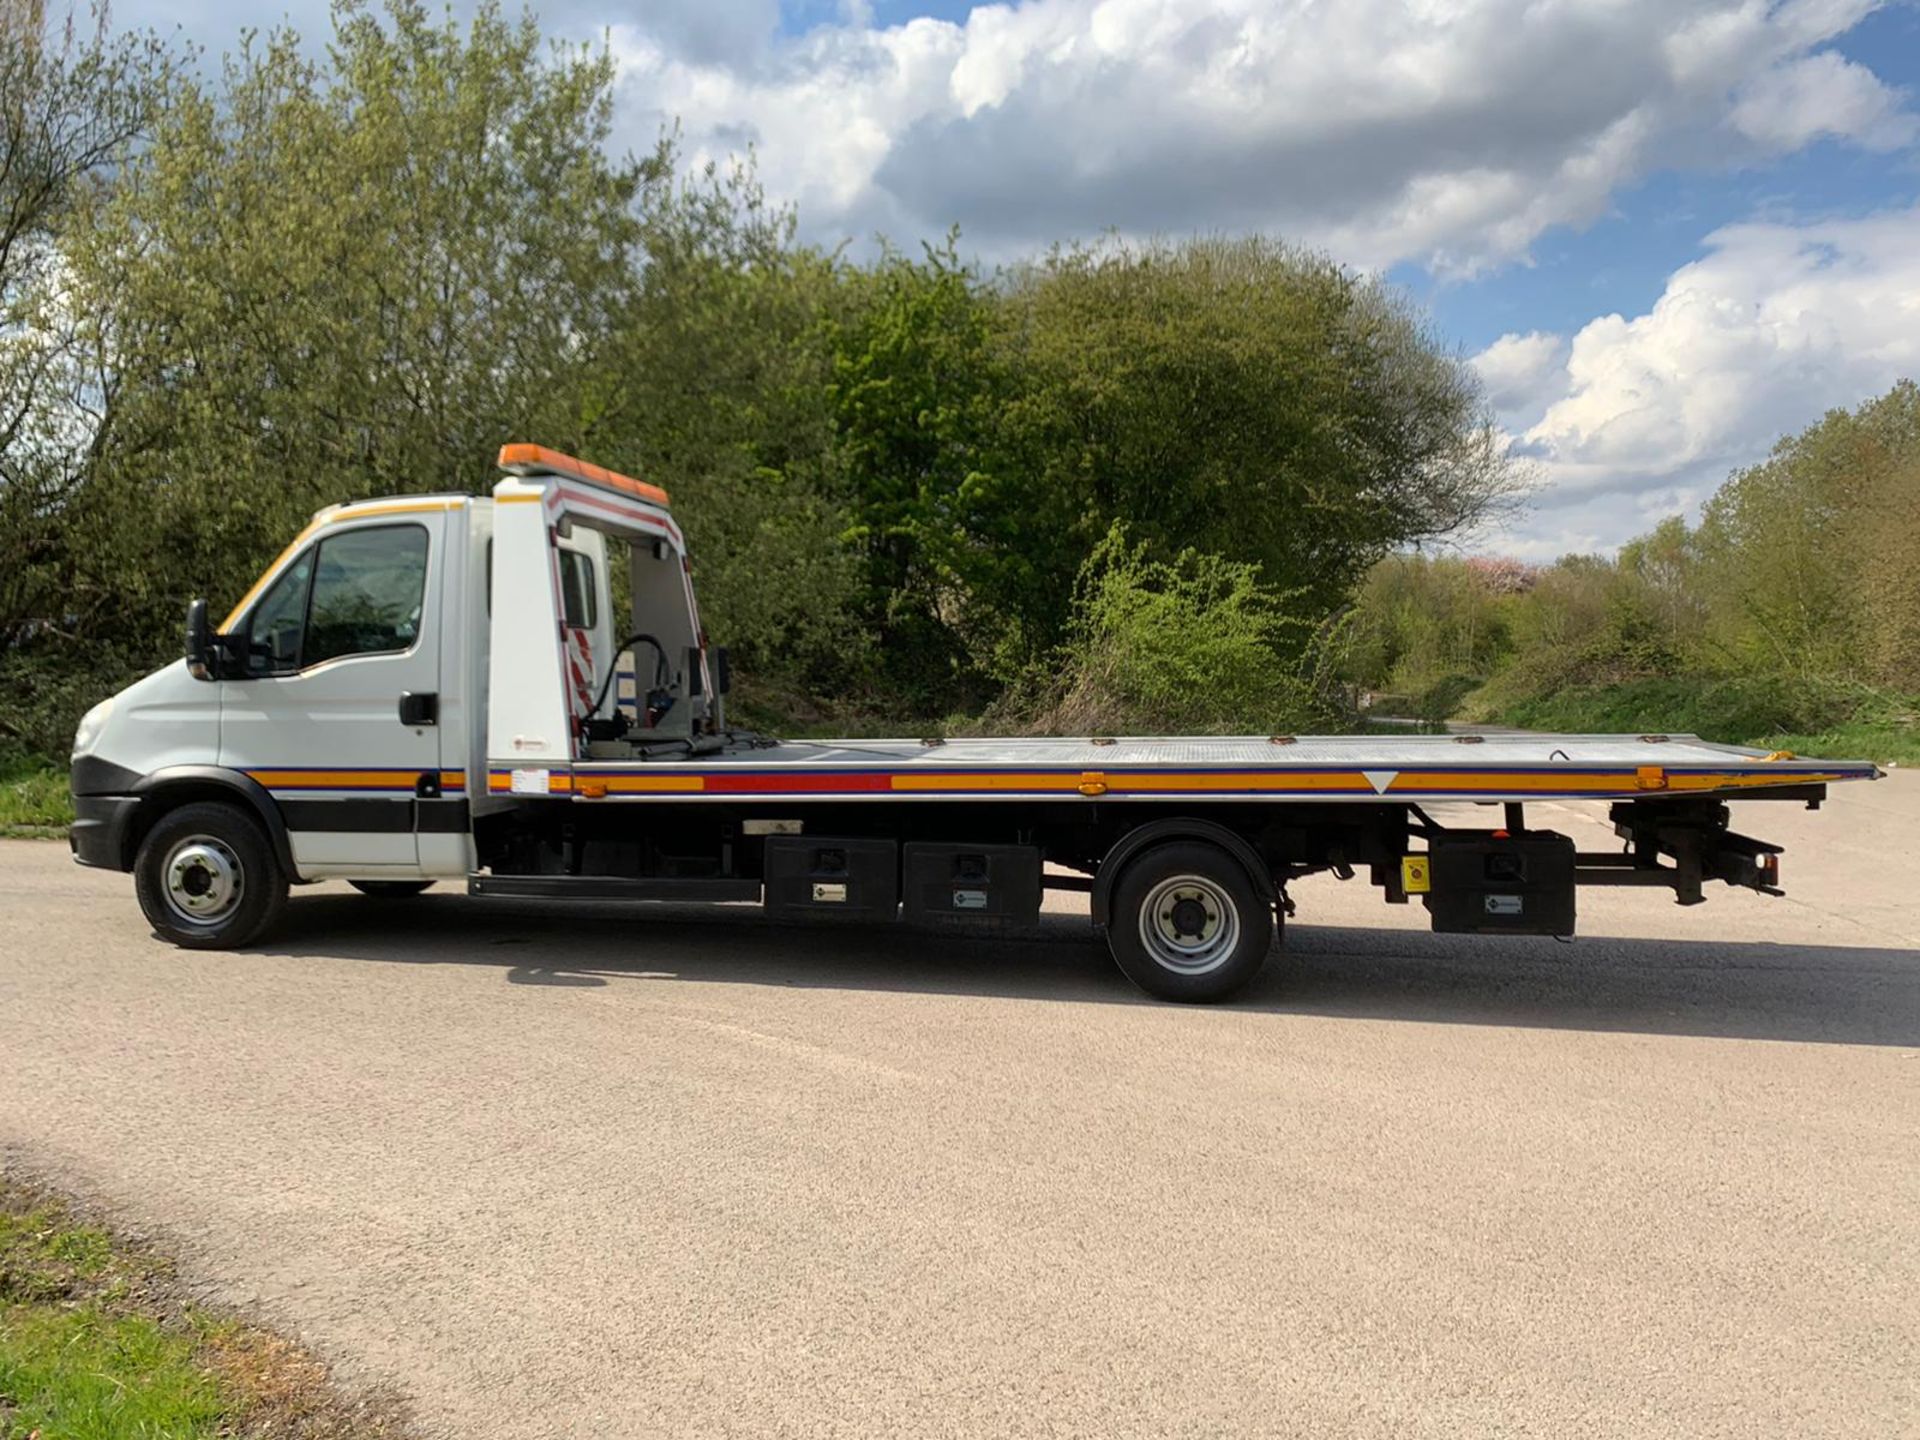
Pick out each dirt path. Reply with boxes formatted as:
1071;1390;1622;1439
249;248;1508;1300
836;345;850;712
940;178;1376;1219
3;777;1916;1437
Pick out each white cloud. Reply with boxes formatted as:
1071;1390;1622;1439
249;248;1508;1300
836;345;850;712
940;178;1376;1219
603;0;1916;269
1472;331;1572;425
634;0;783;67
1729;49;1918;150
1477;204;1920;557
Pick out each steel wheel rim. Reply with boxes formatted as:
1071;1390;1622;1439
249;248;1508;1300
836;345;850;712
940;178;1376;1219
1138;874;1240;974
163;835;244;926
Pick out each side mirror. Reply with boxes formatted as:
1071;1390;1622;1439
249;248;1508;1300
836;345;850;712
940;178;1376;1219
184;599;215;681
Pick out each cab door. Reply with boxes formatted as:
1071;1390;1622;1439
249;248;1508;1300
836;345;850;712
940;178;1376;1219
219;510;447;872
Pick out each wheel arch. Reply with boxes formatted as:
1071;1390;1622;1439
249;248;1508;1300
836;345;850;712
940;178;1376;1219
125;766;298;878
1090;817;1275;928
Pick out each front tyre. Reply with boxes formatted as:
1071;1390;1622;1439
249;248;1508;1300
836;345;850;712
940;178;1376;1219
1108;841;1274;1003
133;802;288;950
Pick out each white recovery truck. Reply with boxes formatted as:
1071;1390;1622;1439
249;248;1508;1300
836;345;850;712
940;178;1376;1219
69;445;1882;1001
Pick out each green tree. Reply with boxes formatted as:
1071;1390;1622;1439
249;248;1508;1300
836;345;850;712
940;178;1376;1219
1;3;1548;756
1692;381;1920;686
992;237;1517;665
1338;553;1518;712
0;2;172;755
595;157;867;686
827;234;1007;707
64;0;646;652
1341;381;1919;758
825;234;1521;711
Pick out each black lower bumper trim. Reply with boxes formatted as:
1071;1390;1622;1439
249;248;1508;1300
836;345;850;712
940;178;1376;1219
70;794;139;871
70;755;143;796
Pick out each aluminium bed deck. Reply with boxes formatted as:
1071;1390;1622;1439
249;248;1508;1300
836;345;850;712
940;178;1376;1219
486;733;1882;803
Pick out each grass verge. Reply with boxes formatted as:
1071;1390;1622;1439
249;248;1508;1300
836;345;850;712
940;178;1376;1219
1469;676;1917;766
0;758;72;837
1749;721;1919;767
0;1176;409;1438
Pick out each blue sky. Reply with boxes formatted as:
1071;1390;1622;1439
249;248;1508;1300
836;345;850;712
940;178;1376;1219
1401;3;1920;350
110;0;1920;559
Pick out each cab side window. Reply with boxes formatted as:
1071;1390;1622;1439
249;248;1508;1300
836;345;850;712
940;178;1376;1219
246;524;429;673
306;527;429;666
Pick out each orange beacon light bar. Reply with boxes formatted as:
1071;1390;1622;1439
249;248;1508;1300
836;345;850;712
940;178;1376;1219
497;443;670;509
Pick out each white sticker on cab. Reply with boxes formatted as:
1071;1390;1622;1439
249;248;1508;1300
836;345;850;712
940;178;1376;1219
510;768;551;796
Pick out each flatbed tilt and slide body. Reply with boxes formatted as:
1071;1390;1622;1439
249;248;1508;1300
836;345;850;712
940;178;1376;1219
69;445;1882;1001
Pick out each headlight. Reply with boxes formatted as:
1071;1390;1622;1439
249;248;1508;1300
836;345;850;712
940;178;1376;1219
72;696;114;758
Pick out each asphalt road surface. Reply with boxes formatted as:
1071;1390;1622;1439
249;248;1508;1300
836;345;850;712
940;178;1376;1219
3;777;1917;1438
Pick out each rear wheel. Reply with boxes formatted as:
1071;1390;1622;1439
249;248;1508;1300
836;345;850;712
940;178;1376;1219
1108;841;1274;1002
133;802;287;950
348;880;435;898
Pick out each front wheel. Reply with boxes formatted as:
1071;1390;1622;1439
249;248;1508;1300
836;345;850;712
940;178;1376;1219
349;880;435;898
133;802;288;950
1107;841;1275;1002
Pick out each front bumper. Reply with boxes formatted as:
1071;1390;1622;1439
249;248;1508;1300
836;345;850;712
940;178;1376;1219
70;793;139;871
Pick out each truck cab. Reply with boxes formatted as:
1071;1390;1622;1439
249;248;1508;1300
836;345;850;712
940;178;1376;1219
69;446;711;936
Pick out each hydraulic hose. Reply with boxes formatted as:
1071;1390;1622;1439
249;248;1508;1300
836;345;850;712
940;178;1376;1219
585;633;670;726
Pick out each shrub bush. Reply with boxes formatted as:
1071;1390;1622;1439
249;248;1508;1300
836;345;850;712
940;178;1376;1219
997;526;1342;735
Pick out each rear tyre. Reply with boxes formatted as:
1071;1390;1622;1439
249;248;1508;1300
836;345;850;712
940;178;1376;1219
1108;841;1274;1003
348;880;435;898
133;801;288;950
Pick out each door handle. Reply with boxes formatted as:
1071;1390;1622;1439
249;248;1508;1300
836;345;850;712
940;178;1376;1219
399;691;438;726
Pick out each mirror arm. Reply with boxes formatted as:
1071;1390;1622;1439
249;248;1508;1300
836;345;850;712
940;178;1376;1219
213;630;246;679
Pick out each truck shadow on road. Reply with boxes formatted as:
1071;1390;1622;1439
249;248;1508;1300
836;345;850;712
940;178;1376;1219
258;892;1920;1047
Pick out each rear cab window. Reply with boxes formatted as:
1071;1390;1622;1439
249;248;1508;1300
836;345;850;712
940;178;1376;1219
559;549;596;631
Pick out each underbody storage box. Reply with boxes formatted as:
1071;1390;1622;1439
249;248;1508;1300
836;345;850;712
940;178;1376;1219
902;842;1041;925
1423;830;1576;936
763;836;898;919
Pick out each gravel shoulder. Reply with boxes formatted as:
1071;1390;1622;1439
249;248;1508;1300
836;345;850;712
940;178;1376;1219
3;775;1917;1438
